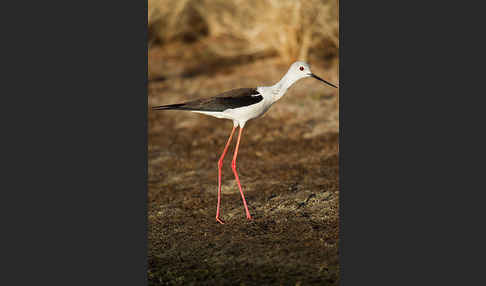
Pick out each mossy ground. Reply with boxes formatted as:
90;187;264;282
148;48;339;285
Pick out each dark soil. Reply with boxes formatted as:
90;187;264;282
148;51;339;285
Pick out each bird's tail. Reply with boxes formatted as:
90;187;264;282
152;103;188;110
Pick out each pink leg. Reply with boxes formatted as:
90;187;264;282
216;126;237;224
231;127;252;220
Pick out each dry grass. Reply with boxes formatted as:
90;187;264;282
148;0;338;62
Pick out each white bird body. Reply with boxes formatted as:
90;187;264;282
187;61;337;128
191;91;271;128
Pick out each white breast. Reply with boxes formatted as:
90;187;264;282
191;99;272;128
190;86;276;128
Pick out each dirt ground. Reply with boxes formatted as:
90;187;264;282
148;47;339;285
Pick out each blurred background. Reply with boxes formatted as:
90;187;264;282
148;0;339;285
148;0;338;79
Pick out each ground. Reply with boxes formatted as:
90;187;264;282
148;47;339;285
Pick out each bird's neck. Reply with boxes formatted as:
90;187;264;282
270;73;298;102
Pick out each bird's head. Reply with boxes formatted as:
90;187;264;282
288;61;337;89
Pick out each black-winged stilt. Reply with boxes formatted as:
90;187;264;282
152;61;338;224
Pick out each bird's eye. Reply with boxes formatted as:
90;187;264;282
299;66;304;71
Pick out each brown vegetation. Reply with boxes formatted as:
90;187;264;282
148;0;338;62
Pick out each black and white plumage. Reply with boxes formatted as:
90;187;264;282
152;61;337;224
152;61;336;128
152;88;263;112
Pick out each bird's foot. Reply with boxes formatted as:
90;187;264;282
246;214;253;220
216;217;225;224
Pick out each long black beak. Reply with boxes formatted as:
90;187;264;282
311;74;338;88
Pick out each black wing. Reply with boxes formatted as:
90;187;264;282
152;88;263;112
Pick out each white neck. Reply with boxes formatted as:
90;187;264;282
269;71;301;102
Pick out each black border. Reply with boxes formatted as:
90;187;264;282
3;1;148;285
3;0;482;285
340;1;483;285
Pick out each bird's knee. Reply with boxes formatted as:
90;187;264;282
231;160;236;170
218;159;224;168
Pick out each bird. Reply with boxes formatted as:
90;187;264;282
152;61;338;224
